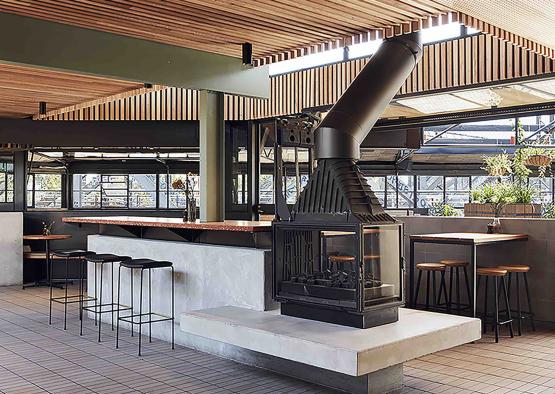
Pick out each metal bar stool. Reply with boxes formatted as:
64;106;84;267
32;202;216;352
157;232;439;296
497;264;535;335
83;254;133;341
413;263;448;311
440;259;472;314
50;249;96;331
477;267;514;343
116;258;175;356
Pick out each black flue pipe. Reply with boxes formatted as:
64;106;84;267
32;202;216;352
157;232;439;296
314;33;422;160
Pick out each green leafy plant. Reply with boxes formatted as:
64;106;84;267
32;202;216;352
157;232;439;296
430;202;460;217
482;152;512;177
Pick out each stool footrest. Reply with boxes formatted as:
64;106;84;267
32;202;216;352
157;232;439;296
118;312;174;325
51;295;96;305
83;303;132;314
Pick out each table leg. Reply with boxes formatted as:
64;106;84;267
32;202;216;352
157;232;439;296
471;244;477;318
409;239;415;308
45;240;51;285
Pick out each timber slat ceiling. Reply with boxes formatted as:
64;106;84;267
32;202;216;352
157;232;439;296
44;34;555;122
0;0;451;61
0;64;142;118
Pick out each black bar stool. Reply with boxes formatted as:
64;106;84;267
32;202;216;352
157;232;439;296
477;267;514;343
83;254;133;341
50;249;95;331
116;258;175;356
413;262;448;311
440;259;472;313
497;264;535;335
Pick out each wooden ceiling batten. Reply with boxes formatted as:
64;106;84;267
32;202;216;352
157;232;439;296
0;0;454;63
0;64;142;118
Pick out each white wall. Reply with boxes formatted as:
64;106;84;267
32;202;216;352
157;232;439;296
0;212;23;286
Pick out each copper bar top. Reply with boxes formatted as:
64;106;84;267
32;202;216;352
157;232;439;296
62;216;272;232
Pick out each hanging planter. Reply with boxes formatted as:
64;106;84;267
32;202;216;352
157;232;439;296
525;154;552;168
488;167;509;177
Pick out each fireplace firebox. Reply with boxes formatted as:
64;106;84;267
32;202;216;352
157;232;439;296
273;221;403;328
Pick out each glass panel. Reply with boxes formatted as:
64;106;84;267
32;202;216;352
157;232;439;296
128;174;157;208
363;224;401;304
33;174;62;208
0;173;5;203
529;177;553;204
72;174;101;208
366;176;385;205
397;176;414;208
416;175;443;208
386;176;397;208
259;174;274;204
423;118;515;145
101;175;128;208
445;176;470;207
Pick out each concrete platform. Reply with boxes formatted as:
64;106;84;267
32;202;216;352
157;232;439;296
181;307;481;393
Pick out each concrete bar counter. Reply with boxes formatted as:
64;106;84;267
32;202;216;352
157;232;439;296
63;216;276;347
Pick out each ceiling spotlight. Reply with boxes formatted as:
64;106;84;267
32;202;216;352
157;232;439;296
39;101;47;116
242;42;253;66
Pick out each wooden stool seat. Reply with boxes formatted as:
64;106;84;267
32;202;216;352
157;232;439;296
329;255;356;263
440;259;469;267
363;255;379;261
477;267;507;277
416;262;445;271
497;264;530;273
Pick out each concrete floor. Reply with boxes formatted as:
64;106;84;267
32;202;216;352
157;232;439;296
0;285;553;393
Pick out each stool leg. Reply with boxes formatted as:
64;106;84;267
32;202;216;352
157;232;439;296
94;261;98;326
516;272;522;336
111;262;115;331
171;266;175;350
483;276;489;334
507;272;512;303
448;267;454;311
138;268;144;356
64;257;69;331
130;269;134;337
414;270;423;308
80;260;85;336
463;267;471;313
116;265;122;349
432;271;437;309
523;273;536;331
456;267;461;314
149;269;152;343
49;253;54;325
98;262;103;342
493;277;500;343
438;270;448;311
425;271;431;310
501;276;514;339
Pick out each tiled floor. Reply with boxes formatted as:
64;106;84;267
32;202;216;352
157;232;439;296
0;286;553;394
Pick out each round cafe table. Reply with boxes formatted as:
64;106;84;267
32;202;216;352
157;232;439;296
23;234;72;288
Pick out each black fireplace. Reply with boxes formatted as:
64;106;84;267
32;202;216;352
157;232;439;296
272;33;423;329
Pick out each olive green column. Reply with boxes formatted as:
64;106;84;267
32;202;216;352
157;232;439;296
199;90;225;222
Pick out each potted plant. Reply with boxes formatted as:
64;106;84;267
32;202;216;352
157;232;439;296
522;147;554;176
171;174;197;222
481;152;512;177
